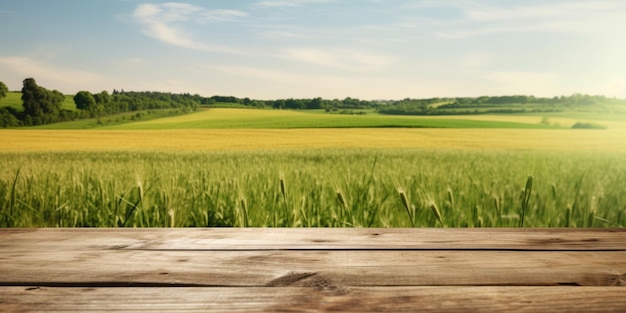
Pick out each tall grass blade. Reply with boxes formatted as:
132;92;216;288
429;201;445;228
519;175;533;227
239;197;249;227
279;176;289;226
397;188;414;227
565;205;572;228
7;169;20;227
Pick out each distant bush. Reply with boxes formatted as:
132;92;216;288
571;122;606;129
0;107;20;127
328;110;367;115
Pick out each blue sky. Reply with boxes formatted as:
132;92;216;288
1;0;625;99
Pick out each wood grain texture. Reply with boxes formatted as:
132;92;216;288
1;228;625;251
1;286;625;313
1;250;625;286
1;228;625;312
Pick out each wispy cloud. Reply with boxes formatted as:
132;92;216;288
256;0;331;8
277;48;392;71
133;2;248;54
0;56;103;91
118;57;147;64
600;78;626;98
259;30;306;39
207;65;312;85
134;2;247;23
205;64;353;98
436;21;567;38
465;1;622;21
435;0;626;38
205;64;417;99
481;71;561;95
462;51;493;68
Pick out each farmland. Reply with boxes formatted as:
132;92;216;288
28;108;563;130
1;107;625;228
1;149;625;228
99;108;561;130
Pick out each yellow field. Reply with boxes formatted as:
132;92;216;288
430;114;626;130
1;128;625;153
429;115;574;126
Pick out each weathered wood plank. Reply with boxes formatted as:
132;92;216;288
1;228;625;251
1;286;625;313
1;250;624;286
2;229;625;311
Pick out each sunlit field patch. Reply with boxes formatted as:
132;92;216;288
97;108;561;130
1;128;626;153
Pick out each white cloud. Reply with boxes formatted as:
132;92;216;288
462;51;493;68
256;0;331;8
481;71;561;96
259;30;306;39
135;3;246;23
205;64;355;98
0;56;103;92
465;1;622;22
427;0;626;38
204;64;428;99
207;65;311;85
436;21;565;38
119;57;147;64
277;48;393;71
597;78;626;98
133;2;248;54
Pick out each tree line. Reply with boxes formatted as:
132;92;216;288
201;95;373;110
200;93;626;114
0;78;199;127
2;78;625;127
377;94;626;115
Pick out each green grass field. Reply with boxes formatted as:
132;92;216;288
22;107;622;131
95;108;561;130
1;150;624;228
0;92;24;110
0;91;77;111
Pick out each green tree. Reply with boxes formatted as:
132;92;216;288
0;81;8;99
93;90;111;106
0;107;20;127
22;78;46;117
308;97;322;109
74;91;96;111
21;78;63;124
93;90;111;115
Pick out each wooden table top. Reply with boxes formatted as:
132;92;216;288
1;228;625;312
